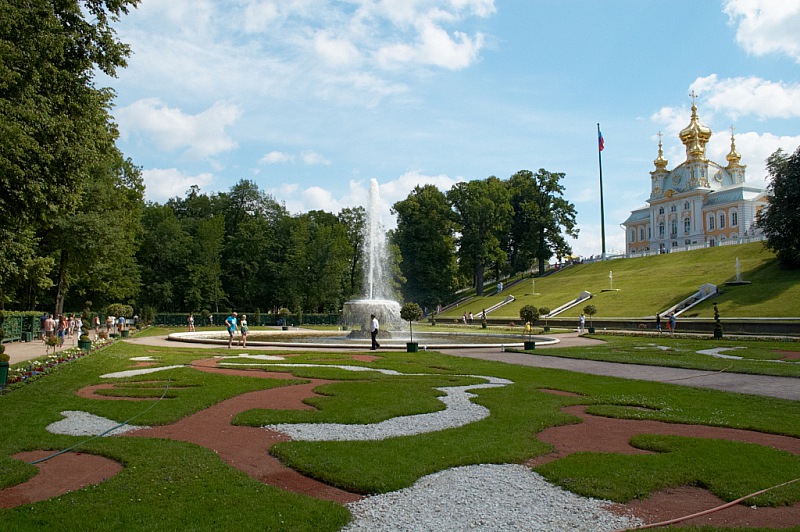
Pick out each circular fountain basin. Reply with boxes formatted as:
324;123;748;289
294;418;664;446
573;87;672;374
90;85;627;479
167;329;559;350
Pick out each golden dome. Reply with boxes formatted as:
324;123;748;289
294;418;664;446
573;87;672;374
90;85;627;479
726;126;743;166
679;96;712;160
653;131;668;171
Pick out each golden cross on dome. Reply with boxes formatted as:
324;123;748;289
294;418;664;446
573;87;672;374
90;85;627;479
690;90;697;105
730;124;735;137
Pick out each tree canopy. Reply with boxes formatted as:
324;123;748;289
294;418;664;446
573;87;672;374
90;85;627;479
0;0;141;310
759;145;800;268
392;185;458;308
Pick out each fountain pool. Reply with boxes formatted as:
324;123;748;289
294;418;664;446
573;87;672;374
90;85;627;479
167;329;559;350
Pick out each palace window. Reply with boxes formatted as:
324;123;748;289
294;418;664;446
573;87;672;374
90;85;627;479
731;211;738;227
719;213;726;229
684;201;690;210
639;228;645;241
684;217;691;233
671;219;678;237
658;206;664;215
659;222;665;238
648;227;652;239
670;204;677;212
630;230;635;243
708;215;715;230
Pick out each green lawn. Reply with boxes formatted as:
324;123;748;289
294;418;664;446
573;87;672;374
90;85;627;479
513;334;800;378
440;242;800;319
1;339;799;530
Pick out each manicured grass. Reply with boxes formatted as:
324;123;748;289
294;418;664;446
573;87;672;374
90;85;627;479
514;334;800;377
1;339;799;529
440;242;800;319
537;435;800;505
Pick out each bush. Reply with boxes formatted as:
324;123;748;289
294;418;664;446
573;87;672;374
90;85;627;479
400;302;423;343
583;304;598;326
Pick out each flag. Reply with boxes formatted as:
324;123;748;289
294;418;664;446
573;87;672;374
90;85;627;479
598;129;604;152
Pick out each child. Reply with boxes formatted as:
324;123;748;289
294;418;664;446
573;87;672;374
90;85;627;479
240;314;248;347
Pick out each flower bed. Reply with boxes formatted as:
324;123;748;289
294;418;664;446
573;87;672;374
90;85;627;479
2;339;112;393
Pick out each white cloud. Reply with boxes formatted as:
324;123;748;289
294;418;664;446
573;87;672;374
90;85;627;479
569;223;626;260
302;186;342;212
260;151;294;164
267;171;462;229
724;0;800;62
649;105;692;142
314;31;362;67
375;21;484;70
691;74;800;119
117;99;241;160
299;151;330;165
241;1;281;34
381;170;462;203
706;131;800;181
143;168;214;203
116;0;494;107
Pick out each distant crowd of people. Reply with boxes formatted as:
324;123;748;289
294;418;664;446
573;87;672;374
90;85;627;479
38;312;135;350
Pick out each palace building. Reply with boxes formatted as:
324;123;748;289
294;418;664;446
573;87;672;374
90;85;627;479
622;99;767;255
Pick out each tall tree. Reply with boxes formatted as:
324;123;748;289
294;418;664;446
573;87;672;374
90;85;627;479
447;177;512;295
392;185;458;308
0;0;139;307
338;207;366;299
137;204;192;311
522;169;579;275
55;153;144;314
758;145;800;268
185;216;225;312
506;170;543;274
505;169;579;275
218;180;286;311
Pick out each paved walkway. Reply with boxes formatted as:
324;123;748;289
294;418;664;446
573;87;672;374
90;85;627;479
3;332;798;401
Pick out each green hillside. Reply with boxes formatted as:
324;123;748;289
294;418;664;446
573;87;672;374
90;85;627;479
442;243;800;319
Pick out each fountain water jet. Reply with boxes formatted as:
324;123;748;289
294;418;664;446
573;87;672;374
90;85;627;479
725;256;752;286
342;179;401;332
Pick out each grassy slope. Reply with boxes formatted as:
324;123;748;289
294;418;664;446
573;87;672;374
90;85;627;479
442;242;800;319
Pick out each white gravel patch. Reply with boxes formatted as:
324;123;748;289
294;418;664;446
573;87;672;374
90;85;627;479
262;364;511;441
267;379;509;441
100;365;186;378
342;464;643;531
215;353;286;361
46;410;147;436
696;347;746;359
129;356;156;361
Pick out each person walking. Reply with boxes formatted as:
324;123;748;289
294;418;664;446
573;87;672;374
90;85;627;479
579;313;585;334
44;314;55;341
225;312;238;348
239;314;248;347
57;315;67;348
188;312;195;332
655;313;661;335
669;313;677;335
370;314;380;350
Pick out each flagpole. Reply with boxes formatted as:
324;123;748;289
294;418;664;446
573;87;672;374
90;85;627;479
597;123;606;260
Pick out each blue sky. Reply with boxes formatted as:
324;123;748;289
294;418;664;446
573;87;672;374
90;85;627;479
100;0;800;259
